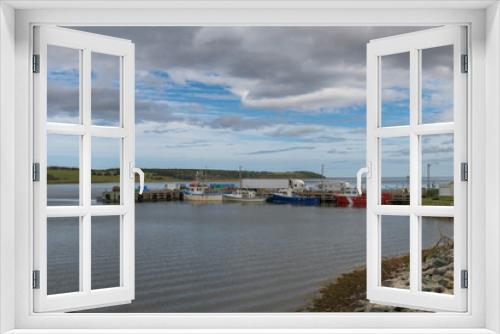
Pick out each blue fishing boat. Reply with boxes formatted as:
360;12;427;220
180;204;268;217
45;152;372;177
267;189;320;206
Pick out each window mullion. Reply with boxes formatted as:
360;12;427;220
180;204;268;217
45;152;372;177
409;48;421;293
81;48;92;293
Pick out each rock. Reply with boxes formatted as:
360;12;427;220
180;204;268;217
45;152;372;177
434;266;448;275
444;270;454;280
423;268;436;276
306;241;454;312
438;279;449;287
432;258;448;267
434;286;444;293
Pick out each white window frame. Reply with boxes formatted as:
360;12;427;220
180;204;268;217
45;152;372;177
1;1;499;333
33;26;136;312
365;26;468;312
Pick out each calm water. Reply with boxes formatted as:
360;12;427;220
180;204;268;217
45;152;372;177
46;183;452;312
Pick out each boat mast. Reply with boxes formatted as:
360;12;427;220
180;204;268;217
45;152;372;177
239;165;242;189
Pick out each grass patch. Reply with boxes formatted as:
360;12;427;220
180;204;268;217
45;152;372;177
47;167;80;184
304;256;412;312
47;167;324;184
422;196;454;206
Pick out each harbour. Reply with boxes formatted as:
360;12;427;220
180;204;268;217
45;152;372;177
98;177;450;207
46;183;453;312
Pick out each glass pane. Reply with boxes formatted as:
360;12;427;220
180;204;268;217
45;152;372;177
91;137;121;205
380;137;410;205
92;216;121;290
421;45;454;124
47;134;80;206
380;52;410;127
47;45;80;123
91;52;121;126
421;134;454;206
421;217;454;294
47;217;80;295
380;215;410;289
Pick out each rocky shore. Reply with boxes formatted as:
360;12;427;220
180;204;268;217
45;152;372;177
304;236;454;312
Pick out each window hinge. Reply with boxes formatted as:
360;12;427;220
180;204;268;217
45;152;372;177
32;270;40;289
461;54;468;73
32;162;40;182
461;162;468;182
461;269;468;289
32;54;40;73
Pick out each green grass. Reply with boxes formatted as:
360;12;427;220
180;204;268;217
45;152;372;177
48;167;170;184
47;167;324;184
421;196;454;206
47;167;81;184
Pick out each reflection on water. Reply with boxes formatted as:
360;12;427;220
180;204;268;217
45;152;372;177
47;184;452;312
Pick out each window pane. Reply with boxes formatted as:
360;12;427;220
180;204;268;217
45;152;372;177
47;217;80;295
47;45;80;123
421;217;454;294
91;137;121;205
92;216;121;290
380;215;410;289
92;53;121;126
47;134;80;206
380;137;410;205
380;52;410;127
421;45;454;124
421;134;454;206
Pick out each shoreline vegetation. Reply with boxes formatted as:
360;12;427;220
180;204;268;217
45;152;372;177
304;236;453;312
47;166;324;184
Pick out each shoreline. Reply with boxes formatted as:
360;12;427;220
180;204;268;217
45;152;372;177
303;236;453;312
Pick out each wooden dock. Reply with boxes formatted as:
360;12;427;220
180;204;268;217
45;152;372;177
99;189;184;204
100;187;409;207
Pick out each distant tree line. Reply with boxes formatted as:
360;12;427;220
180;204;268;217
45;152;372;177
91;169;120;177
48;166;324;181
139;168;324;180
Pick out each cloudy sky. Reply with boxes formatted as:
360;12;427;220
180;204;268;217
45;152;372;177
47;26;453;177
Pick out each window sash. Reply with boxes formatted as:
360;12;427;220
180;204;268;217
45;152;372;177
32;26;136;313
366;26;468;312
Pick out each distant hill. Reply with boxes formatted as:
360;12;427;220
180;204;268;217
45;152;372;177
47;166;324;184
142;168;323;181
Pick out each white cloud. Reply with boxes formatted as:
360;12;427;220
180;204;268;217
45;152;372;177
240;86;366;111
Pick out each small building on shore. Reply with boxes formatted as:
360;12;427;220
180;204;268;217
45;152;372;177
439;181;454;197
241;178;302;190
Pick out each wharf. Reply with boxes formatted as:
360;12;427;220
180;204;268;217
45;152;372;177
99;188;184;204
100;187;411;207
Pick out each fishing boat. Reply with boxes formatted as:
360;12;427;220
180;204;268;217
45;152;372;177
183;171;223;202
267;188;320;206
222;166;266;203
334;188;365;208
183;182;223;201
223;189;266;203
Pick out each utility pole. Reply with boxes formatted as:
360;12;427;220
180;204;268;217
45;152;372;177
427;163;431;191
320;164;325;193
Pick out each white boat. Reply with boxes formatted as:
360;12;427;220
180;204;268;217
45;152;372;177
223;189;266;203
183;182;223;202
311;180;352;192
